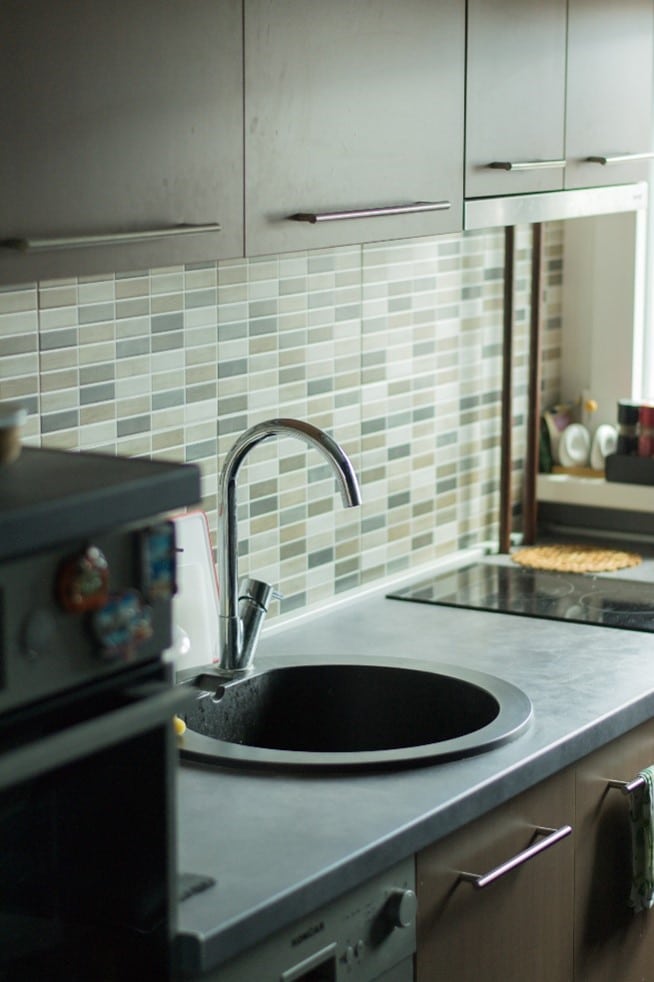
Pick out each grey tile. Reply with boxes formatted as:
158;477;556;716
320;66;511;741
249;300;277;319
219;414;249;435
151;312;184;334
307;379;333;396
362;515;385;533
41;409;79;433
153;390;184;411
280;592;306;615
152;332;183;353
185;289;217;308
117;337;150;358
218;358;247;379
308;547;334;569
251;495;278;518
78;303;114;324
117;415;151;438
40;328;78;351
2;334;37;355
308;255;335;273
280;505;307;526
187;382;217;403
336;573;360;593
249;318;277;337
80;382;115;405
281;540;306;561
388;491;410;509
218;322;248;341
80;364;114;385
308;291;334;309
186;439;217;462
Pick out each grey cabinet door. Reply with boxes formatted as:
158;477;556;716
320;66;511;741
417;770;575;982
466;0;568;199
574;719;654;981
0;1;243;285
565;0;654;190
244;0;464;257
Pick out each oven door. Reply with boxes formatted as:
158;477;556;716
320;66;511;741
0;663;187;981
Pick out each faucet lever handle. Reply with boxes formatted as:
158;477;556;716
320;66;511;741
238;577;275;611
236;577;278;669
238;577;284;608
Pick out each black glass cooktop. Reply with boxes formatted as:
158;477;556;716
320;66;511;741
388;562;654;633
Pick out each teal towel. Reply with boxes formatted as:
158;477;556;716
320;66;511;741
629;766;654;912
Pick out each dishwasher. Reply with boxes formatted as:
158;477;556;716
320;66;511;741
178;857;416;981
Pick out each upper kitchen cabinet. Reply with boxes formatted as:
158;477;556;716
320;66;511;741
0;1;243;285
465;0;568;199
466;0;654;202
565;0;654;190
243;0;465;257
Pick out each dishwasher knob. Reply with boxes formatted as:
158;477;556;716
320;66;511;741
384;888;417;929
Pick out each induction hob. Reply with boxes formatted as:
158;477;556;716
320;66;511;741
387;561;654;633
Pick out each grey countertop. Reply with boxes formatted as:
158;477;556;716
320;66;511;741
175;554;654;977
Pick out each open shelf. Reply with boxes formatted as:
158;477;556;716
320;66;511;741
537;473;654;514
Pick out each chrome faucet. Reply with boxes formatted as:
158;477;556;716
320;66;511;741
217;418;362;674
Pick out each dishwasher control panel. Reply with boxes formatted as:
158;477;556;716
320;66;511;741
194;857;416;982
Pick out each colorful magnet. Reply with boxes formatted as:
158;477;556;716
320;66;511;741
139;521;177;601
90;588;153;661
56;545;110;613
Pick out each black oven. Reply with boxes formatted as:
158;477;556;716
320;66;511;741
0;447;200;980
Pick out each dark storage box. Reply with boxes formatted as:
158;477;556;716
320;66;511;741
605;453;654;486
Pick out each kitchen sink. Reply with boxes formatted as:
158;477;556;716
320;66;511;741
177;656;533;771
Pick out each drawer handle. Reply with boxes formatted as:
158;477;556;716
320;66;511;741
288;201;451;223
586;152;654;166
608;776;646;795
1;223;222;253
487;159;567;172
459;824;572;890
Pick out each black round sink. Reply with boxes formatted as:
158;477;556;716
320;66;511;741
177;657;533;771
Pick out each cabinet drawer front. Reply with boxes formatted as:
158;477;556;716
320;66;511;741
244;0;464;256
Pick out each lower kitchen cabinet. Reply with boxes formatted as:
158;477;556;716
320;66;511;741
574;718;654;982
416;771;575;982
417;718;654;982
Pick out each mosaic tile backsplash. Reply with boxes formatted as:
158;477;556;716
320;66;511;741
0;226;563;617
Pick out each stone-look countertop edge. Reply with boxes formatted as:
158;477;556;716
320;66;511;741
175;560;654;976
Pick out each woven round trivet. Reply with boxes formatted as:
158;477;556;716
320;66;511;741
512;543;642;574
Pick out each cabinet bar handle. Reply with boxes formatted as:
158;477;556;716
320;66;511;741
608;776;646;795
459;824;572;890
586;152;654;166
487;159;567;172
288;201;451;223
1;223;221;253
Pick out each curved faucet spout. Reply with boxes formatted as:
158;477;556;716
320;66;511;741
217;418;361;674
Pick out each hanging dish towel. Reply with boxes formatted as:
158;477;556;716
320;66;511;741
629;766;654;912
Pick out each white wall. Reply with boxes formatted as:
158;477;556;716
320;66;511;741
561;208;647;429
